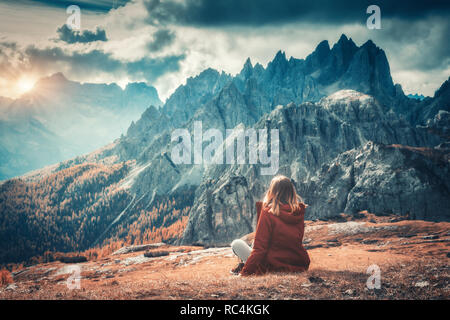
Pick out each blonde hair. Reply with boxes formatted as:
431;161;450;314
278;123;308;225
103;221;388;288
263;175;303;216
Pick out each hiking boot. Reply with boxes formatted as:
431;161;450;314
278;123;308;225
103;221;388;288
230;262;244;275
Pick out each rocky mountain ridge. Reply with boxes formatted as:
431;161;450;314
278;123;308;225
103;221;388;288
1;35;448;262
181;90;446;244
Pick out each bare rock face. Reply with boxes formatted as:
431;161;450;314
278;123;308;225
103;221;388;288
182;175;260;245
162;68;233;128
302;142;450;221
340;40;395;101
411;76;450;126
112;243;166;255
180;91;445;245
420;110;450;143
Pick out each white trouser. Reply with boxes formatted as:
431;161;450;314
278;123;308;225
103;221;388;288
231;239;252;262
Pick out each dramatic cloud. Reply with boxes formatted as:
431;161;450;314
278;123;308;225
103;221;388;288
24;45;185;82
17;0;132;12
138;0;450;97
369;16;450;72
0;37;186;98
56;24;108;43
147;28;175;51
143;0;450;26
0;41;28;80
1;0;448;99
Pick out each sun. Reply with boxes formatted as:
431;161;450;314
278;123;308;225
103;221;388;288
17;77;35;94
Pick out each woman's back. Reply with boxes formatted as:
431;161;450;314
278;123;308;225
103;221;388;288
263;204;309;269
240;203;310;276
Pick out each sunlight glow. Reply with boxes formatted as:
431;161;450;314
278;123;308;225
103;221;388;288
17;77;35;93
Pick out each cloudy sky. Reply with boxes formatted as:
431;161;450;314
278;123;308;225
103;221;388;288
0;0;449;100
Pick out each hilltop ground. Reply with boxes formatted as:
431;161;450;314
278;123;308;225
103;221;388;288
1;213;448;300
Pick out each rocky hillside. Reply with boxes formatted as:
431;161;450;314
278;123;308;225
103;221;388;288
181;90;445;244
301;142;450;221
0;35;448;264
1;214;448;300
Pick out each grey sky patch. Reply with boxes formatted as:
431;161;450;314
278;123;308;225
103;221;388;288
126;53;186;82
56;24;108;44
147;29;175;52
366;16;450;72
143;0;450;27
13;0;132;12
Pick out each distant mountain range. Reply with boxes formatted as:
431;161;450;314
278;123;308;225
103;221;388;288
407;93;427;101
0;34;448;264
0;73;162;180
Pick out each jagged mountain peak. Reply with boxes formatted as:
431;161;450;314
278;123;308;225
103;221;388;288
361;39;377;50
193;68;231;86
315;39;331;54
34;72;70;90
338;33;349;42
181;67;223;88
168;67;226;98
340;38;395;100
273;50;287;61
238;57;254;79
126;104;163;136
358;39;389;61
196;67;221;79
160;66;233;127
334;34;356;47
395;83;405;96
304;40;331;75
254;62;264;69
124;82;161;107
266;50;290;76
42;72;67;83
269;50;289;68
331;34;358;57
435;76;450;98
244;57;252;67
141;104;160;117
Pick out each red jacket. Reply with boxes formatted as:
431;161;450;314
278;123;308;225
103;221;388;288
240;202;310;276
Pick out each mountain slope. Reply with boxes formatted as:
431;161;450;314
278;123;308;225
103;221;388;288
301;142;450;221
0;73;162;180
181;90;444;245
411;76;450;126
0;35;448;264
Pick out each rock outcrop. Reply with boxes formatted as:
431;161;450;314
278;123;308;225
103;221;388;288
181;90;445;245
302;142;450;221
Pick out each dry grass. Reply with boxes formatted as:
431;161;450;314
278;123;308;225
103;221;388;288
1;215;448;300
0;269;13;287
